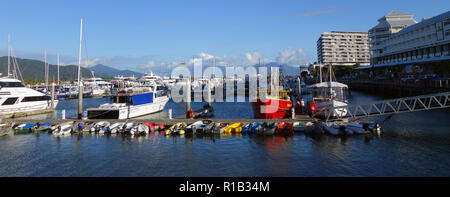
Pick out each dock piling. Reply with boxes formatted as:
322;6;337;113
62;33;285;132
186;79;191;118
207;80;212;106
291;107;295;119
51;82;55;109
62;109;66;120
78;84;83;119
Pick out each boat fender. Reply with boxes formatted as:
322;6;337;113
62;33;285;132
78;123;85;130
310;103;316;112
189;110;194;119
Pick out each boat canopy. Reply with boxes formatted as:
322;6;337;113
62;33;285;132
307;82;348;89
132;92;153;106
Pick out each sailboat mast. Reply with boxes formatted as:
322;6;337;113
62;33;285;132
45;49;48;90
77;18;83;86
329;64;332;82
319;64;322;83
77;17;84;119
57;54;60;86
329;64;333;97
7;34;10;77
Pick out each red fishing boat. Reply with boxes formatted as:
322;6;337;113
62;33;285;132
251;90;293;119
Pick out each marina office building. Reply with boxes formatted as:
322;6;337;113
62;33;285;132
317;31;370;66
368;10;450;68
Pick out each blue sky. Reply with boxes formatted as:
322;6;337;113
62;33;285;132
0;0;449;72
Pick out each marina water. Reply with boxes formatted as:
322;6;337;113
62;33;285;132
0;91;449;176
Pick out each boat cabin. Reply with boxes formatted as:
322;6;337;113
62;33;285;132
111;90;167;106
308;82;348;103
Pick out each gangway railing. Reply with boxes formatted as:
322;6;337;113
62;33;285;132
324;91;450;122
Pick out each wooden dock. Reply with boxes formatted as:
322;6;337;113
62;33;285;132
0;109;55;119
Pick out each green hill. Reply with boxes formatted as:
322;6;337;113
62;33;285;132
0;56;94;82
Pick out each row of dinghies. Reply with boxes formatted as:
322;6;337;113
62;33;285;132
8;119;381;137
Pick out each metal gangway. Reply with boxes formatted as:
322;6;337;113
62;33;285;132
324;91;450;122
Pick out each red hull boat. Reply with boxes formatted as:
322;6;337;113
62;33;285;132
251;89;293;119
251;98;293;119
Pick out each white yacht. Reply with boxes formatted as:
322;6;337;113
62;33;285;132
86;85;169;119
0;76;58;117
162;76;177;88
84;77;111;96
138;71;162;87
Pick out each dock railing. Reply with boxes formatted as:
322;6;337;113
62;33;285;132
325;91;450;122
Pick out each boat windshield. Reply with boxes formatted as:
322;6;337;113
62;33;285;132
0;81;25;88
312;87;348;102
113;95;132;104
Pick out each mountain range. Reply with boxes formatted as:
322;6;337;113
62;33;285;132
0;56;301;81
88;64;142;78
0;56;141;80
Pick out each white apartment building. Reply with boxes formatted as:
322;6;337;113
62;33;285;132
317;31;370;66
369;10;450;67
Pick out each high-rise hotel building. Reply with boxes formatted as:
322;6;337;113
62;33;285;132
317;31;370;66
369;10;450;67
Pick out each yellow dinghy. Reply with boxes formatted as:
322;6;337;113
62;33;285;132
223;122;245;134
165;122;187;135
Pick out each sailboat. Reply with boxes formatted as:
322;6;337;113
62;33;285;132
306;64;348;118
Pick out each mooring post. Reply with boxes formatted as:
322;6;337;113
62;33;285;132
186;78;191;118
51;81;55;109
291;107;295;119
68;86;72;99
78;84;83;119
207;80;212;107
62;109;66;120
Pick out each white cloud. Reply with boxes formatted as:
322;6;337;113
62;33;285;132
138;60;157;72
80;57;109;67
244;52;271;66
276;47;309;66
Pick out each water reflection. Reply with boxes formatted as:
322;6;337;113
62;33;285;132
0;91;449;177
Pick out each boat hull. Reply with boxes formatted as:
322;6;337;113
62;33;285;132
87;97;169;119
314;100;348;118
251;98;292;119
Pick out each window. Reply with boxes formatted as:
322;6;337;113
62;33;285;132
2;97;18;105
0;82;24;88
21;96;50;102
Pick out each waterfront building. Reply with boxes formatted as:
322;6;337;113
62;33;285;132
368;10;450;68
369;11;418;64
317;31;370;66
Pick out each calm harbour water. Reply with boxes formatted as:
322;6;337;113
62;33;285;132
0;91;449;177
